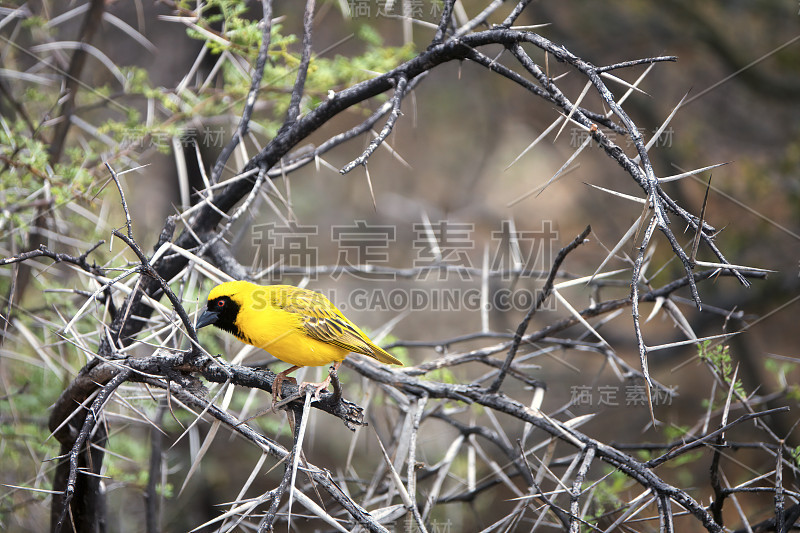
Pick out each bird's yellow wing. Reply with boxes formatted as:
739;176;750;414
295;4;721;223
276;287;401;365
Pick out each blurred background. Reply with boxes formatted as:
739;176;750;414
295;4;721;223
2;1;800;531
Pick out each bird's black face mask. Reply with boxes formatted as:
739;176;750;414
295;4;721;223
196;296;243;339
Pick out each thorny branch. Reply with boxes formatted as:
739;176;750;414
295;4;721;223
277;0;315;136
340;75;409;175
209;0;274;185
105;163;133;240
569;445;596;533
131;350;367;429
143;374;388;533
0;0;782;531
348;357;730;531
264;74;426;179
0;241;104;272
53;368;131;533
488;225;591;394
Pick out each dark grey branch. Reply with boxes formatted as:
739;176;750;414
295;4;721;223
432;0;455;44
340;75;409;174
53;369;131;533
209;0;274;185
278;0;315;134
488;225;591;394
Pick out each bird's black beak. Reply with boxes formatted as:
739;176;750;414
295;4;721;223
196;309;220;329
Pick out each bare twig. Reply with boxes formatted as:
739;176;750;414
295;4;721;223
209;0;274;185
690;175;713;263
775;442;785;533
54;368;131;533
631;215;658;392
432;0;456;44
105;163;133;240
278;0;315;135
488;225;591;393
0;241;104;272
569;445;595;533
259;430;296;532
596;56;678;73
48;0;105;165
453;0;503;38
111;230;200;349
264;75;426;178
501;0;536;27
646;408;789;469
340;75;409;174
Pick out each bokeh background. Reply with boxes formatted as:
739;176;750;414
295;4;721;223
2;1;800;531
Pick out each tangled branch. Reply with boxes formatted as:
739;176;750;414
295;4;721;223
0;1;783;531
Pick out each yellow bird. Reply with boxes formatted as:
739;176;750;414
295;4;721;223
196;280;402;402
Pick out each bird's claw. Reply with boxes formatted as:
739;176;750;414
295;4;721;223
299;380;329;402
271;374;297;413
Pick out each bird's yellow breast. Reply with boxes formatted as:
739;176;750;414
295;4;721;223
233;286;350;367
203;281;401;368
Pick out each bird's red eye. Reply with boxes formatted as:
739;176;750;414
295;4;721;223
217;300;225;308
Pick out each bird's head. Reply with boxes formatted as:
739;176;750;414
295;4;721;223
196;280;254;334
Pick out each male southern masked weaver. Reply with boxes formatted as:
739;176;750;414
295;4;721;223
196;280;402;405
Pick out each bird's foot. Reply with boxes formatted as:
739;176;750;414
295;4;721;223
300;362;342;402
299;377;331;402
272;368;299;412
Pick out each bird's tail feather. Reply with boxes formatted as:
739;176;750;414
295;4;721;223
367;344;402;366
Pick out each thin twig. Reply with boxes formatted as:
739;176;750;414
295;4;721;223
111;230;200;348
340;75;409;174
105;163;133;240
0;241;104;271
631;215;658;393
264;75;427;178
569;445;595;533
453;0;503;39
279;0;315;134
596;56;678;73
432;0;456;44
775;442;785;533
54;368;131;533
488;225;591;394
48;0;105;165
501;0;536;27
210;0;273;184
646;408;789;469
